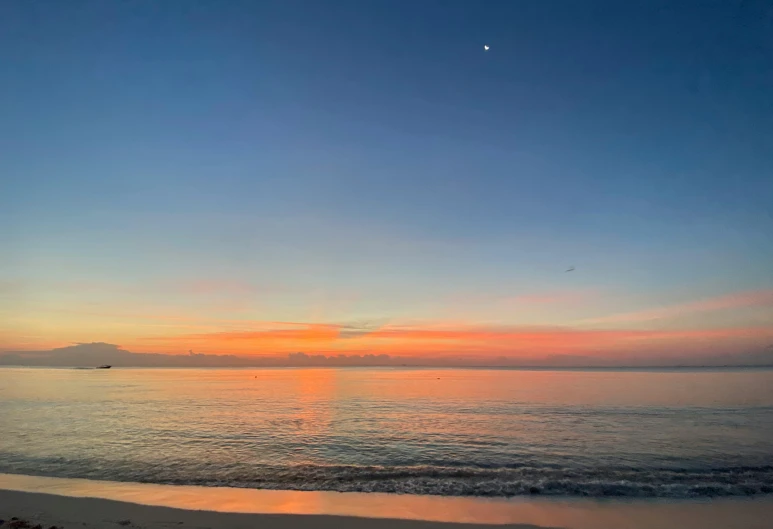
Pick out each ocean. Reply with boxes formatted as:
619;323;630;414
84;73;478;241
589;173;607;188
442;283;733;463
1;367;772;499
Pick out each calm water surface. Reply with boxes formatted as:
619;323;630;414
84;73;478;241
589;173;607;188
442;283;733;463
1;367;772;498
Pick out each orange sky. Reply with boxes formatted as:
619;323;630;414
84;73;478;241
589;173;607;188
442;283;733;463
3;1;773;369
3;284;772;363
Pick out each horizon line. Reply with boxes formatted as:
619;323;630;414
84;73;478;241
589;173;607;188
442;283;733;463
1;363;771;370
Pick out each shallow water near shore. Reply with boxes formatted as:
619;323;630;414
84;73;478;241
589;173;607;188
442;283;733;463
1;367;772;498
3;473;773;529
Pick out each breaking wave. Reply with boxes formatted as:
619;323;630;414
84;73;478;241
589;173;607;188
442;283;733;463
2;456;772;498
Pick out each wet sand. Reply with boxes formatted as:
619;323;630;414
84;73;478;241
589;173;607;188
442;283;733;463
2;473;773;529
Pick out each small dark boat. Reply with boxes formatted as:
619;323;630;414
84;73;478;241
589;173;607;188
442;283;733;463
97;365;112;369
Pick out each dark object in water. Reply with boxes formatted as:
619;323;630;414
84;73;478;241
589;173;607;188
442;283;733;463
97;365;112;369
117;521;131;526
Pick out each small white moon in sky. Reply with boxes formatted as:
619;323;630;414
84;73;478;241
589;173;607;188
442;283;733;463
484;45;490;51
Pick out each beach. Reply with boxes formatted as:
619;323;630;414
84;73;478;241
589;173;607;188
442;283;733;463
2;474;773;529
4;1;773;527
3;368;772;528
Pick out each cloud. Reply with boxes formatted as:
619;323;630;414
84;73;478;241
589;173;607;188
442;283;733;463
584;289;773;324
136;320;390;350
93;317;773;362
2;340;772;368
0;342;256;367
287;351;393;365
136;322;343;353
353;323;773;357
337;320;391;339
0;342;403;367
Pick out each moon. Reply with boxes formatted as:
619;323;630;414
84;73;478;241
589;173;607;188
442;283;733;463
484;45;490;51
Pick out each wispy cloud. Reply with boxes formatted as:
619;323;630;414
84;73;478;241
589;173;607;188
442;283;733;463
337;319;392;339
583;289;773;325
125;319;773;359
138;322;343;352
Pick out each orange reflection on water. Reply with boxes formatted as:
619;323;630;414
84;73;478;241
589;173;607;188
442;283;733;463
287;368;337;461
0;472;519;524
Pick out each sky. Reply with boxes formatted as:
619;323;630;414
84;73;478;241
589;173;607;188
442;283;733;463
1;0;772;364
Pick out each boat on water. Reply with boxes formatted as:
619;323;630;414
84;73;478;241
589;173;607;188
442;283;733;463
97;365;112;369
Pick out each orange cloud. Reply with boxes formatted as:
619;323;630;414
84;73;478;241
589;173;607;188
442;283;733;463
136;322;343;353
585;289;773;324
123;319;773;359
358;324;771;355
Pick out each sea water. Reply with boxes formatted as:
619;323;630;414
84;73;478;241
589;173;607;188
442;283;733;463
1;367;771;498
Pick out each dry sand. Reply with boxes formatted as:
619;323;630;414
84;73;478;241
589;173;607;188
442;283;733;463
2;473;773;529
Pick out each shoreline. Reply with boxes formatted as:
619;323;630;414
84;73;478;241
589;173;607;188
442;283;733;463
2;474;773;529
0;489;542;529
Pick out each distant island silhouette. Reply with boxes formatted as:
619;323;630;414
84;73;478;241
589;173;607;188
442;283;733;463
1;342;771;368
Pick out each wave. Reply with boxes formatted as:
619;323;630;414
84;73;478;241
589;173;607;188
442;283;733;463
172;463;773;497
2;456;772;498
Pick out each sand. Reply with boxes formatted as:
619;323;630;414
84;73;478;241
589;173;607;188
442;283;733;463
2;473;773;529
0;489;546;529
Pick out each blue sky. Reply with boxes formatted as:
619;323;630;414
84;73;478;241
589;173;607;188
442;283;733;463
1;1;772;359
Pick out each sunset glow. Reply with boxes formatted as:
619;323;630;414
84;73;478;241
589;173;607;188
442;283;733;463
3;281;772;364
1;1;771;368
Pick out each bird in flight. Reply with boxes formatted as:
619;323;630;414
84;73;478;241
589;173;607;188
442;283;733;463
484;45;490;51
565;266;575;272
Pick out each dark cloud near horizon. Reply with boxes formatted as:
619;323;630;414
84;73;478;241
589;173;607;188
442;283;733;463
335;319;392;339
0;343;408;368
1;342;772;368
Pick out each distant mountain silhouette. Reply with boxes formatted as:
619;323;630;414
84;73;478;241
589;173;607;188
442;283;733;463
0;343;255;367
0;343;411;367
1;342;772;368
